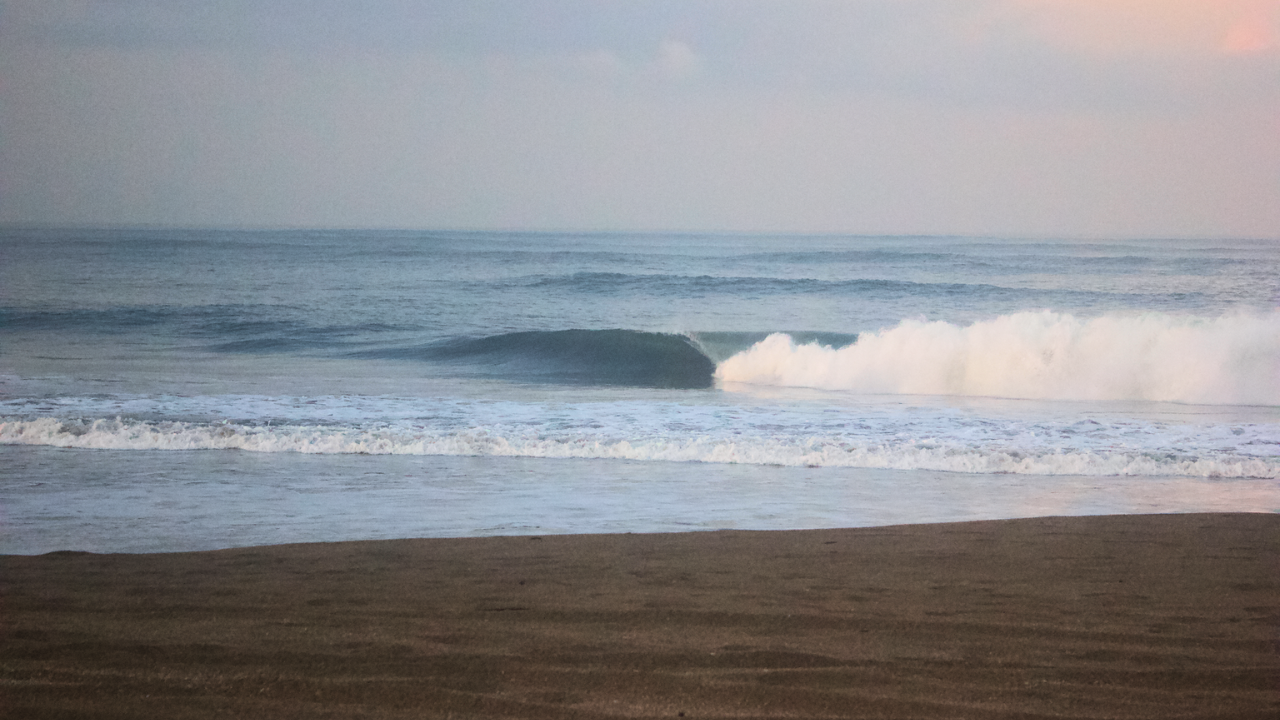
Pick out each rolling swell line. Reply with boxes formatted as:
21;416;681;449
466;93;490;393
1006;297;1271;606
527;272;997;295
0;305;415;355
517;272;1201;306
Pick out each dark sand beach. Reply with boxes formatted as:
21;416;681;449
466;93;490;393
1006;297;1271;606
3;513;1278;719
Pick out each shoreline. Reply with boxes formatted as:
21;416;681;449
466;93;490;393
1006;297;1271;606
4;513;1278;718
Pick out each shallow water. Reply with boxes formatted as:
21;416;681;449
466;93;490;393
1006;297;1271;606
4;445;1275;554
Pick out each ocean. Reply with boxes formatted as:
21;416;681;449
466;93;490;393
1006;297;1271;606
2;229;1277;554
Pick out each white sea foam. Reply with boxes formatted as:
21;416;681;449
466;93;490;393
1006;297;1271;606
715;310;1280;405
4;407;1277;478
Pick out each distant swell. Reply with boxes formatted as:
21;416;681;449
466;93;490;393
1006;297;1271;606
0;305;409;354
368;329;717;389
523;272;1198;306
529;272;1042;298
716;311;1280;406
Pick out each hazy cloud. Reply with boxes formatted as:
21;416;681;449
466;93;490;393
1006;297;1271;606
1;0;1276;235
655;39;702;80
5;1;1276;106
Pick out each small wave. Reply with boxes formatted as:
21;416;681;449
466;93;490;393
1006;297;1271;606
716;310;1280;406
0;305;409;354
361;329;717;389
3;416;1275;478
0;306;192;332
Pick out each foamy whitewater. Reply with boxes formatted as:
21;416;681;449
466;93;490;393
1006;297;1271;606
716;312;1280;405
2;230;1277;552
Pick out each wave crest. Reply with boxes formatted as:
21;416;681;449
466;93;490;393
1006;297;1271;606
715;311;1280;405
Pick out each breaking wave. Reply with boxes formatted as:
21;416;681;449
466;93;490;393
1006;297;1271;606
717;311;1280;406
361;329;717;389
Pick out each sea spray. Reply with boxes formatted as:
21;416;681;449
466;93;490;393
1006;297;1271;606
715;310;1280;405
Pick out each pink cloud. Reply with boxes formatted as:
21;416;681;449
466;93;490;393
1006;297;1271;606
1222;20;1274;54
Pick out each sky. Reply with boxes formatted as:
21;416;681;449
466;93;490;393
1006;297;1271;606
1;0;1277;237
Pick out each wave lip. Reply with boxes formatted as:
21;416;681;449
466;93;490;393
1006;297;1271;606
686;331;857;363
716;310;1280;406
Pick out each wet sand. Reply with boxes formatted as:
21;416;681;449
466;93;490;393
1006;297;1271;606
3;513;1278;719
